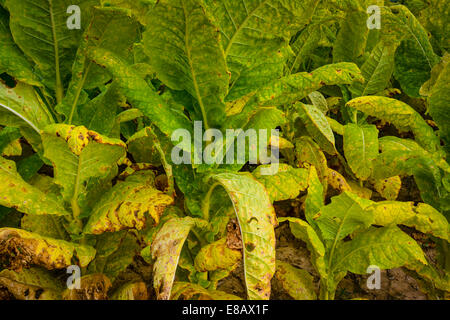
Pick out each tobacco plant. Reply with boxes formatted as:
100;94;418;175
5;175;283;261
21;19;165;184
0;0;448;300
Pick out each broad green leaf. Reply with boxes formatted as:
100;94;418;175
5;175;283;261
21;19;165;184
208;172;277;300
331;226;427;274
206;0;319;80
366;201;449;241
88;231;140;281
349;41;398;97
0;267;63;300
0;81;54;133
58;6;139;123
305;166;324;225
0;156;68;216
279;217;326;280
385;5;440;97
171;281;241;300
0;228;95;270
343;123;379;180
287;24;322;74
254;62;363;107
347;96;440;152
4;0;97;101
151;216;207;300
87;48;193;142
275;260;316;300
333;10;368;63
0;127;21;154
100;0;155;25
427;54;450;155
0;7;41;87
315;192;374;243
84;171;174;234
127;127;161;165
194;238;242;272
252;164;309;202
41;124;126;218
296;103;336;155
143;0;228;129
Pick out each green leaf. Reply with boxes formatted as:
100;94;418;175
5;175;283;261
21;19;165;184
41;124;126;218
206;0;319;80
0;228;95;270
294;136;328;186
0;7;42;87
296;102;336;155
275;260;316;300
315;192;374;243
278;217;326;280
0;81;54;133
331;226;427;274
346;96;440;153
349;41;398;97
252;164;309;202
254;62;363;107
208;172;277;300
343;123;379;180
84;171;174;234
88;231;140;281
143;0;228;129
4;0;98;101
386;5;440;97
0;127;21;154
110;282;148;300
87;48;193;142
427;54;450;155
333;10;368;63
58;6;139;123
151;216;207;300
0;156;68;216
305;166;324;225
287;24;322;74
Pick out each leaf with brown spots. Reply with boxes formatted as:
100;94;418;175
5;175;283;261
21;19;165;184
0;156;69;217
275;260;317;300
0;228;95;271
62;274;111;300
194;238;242;272
171;282;241;300
151;216;208;300
207;172;277;300
84;171;174;234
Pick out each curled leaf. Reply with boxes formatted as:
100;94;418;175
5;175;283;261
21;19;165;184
194;238;242;272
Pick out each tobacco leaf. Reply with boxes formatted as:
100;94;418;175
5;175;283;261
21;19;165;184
252;164;309;202
0;228;95;270
343;123;379;181
110;282;149;300
171;281;241;300
194;238;242;272
62;273;111;300
84;171;174;234
275;260;317;300
208;172;277;300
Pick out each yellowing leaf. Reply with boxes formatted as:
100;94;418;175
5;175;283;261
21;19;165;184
275;260;316;300
171;282;241;300
151;217;207;300
252;164;309;202
194;238;242;272
0;156;68;216
343;124;379;180
208;172;277;300
371;176;402;200
0;228;95;270
84;171;174;234
347;96;440;153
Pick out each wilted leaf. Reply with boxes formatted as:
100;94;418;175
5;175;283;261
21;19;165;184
62;273;111;300
0;228;95;270
171;281;241;300
194;238;242;272
110;282;148;300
